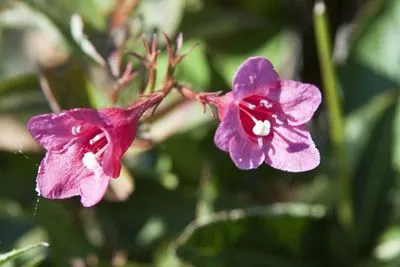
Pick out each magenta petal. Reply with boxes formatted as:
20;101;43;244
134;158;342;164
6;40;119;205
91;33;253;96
232;57;279;100
67;108;107;128
99;108;138;177
28;108;107;152
229;135;265;170
214;104;240;152
265;125;320;172
79;171;110;207
37;144;110;207
274;80;322;126
28;113;79;151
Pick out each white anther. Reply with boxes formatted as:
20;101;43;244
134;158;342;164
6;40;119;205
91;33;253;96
82;152;100;171
252;120;271;136
89;133;104;145
247;103;256;110
260;99;273;108
71;125;82;135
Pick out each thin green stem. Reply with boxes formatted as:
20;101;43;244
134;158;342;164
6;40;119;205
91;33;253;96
313;1;352;229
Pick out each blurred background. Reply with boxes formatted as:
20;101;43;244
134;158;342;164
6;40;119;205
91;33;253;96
1;0;400;266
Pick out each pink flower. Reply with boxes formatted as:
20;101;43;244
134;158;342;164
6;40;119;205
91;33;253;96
28;93;163;207
213;57;321;171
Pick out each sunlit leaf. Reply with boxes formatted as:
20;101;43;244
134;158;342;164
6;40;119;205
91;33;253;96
341;0;400;113
0;242;49;264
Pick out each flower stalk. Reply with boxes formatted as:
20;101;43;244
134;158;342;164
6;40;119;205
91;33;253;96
313;1;352;229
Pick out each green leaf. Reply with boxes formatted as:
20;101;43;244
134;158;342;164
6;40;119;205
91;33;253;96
171;203;338;267
0;242;49;264
345;91;396;169
341;0;400;113
97;177;198;261
24;0;106;31
138;0;185;36
180;5;263;39
0;75;50;123
351;94;398;255
212;30;300;86
180;1;286;40
41;59;103;109
374;225;400;261
393;98;400;173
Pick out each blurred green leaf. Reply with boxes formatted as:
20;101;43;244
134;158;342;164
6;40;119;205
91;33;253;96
172;203;336;267
0;75;49;120
97;177;197;261
345;91;396;169
341;0;400;113
393;98;400;173
352;95;398;255
212;30;300;86
41;59;102;109
180;5;263;39
138;0;185;36
24;0;106;31
352;0;400;84
0;242;49;265
374;225;400;262
34;201;95;263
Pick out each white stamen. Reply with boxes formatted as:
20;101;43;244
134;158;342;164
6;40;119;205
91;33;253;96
260;99;273;108
82;152;101;171
71;125;82;135
89;133;105;145
247;103;256;110
252;120;271;136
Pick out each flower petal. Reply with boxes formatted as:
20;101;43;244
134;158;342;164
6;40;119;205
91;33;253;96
28;108;106;152
28;113;79;151
214;104;240;152
272;80;322;126
37;144;110;207
99;108;138;177
265;125;320;172
229;135;265;170
232;57;279;100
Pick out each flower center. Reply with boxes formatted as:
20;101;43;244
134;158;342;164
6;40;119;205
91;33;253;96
71;125;109;169
238;95;275;139
88;132;108;158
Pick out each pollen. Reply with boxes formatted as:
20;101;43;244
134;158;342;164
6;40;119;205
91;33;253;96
82;152;100;171
252;120;271;136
